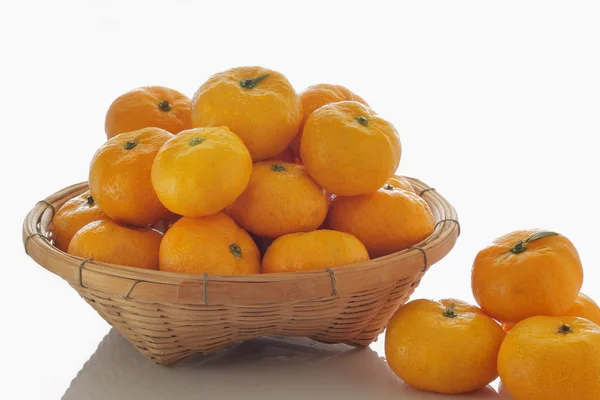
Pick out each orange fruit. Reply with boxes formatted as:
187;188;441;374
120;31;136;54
290;84;368;157
502;293;600;333
498;316;600;400
566;293;600;326
89;127;175;226
471;230;583;324
159;213;260;275
262;230;369;273
300;101;401;196
105;86;192;139
151;127;252;217
385;299;505;394
227;161;329;238
52;191;109;252
326;181;434;258
191;66;302;161
68;220;162;270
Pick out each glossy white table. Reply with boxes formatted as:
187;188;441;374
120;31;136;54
63;329;508;400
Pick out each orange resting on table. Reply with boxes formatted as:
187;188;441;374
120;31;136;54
105;86;192;139
191;66;302;161
52;191;109;252
89;127;175;226
471;230;583;323
159;213;260;275
262;229;369;273
151;127;252;217
300;101;401;196
326;180;434;258
68;220;162;270
385;298;505;394
498;316;600;400
227;161;329;238
290;83;368;157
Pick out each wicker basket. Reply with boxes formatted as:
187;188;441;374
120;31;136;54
23;177;459;365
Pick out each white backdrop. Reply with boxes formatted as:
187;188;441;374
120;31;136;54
2;1;599;399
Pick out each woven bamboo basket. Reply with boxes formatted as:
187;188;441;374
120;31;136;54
23;177;459;366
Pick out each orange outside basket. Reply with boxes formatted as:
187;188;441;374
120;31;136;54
23;177;459;365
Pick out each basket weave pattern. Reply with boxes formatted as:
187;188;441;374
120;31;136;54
23;178;458;365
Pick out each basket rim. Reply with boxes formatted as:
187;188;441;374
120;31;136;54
23;177;459;304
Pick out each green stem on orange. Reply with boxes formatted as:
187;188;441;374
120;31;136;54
189;137;206;146
230;243;243;259
509;231;559;254
158;100;171;111
124;141;137;150
86;196;94;206
271;162;287;172
240;74;270;89
355;116;369;127
443;303;458;318
558;324;573;334
383;184;394;191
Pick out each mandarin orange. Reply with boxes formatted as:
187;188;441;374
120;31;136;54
68;220;162;270
472;230;583;323
159;213;260;275
105;86;192;139
290;84;368;157
52;191;109;252
89;127;174;226
151;127;252;217
386;299;505;394
191;66;302;161
227;161;328;238
262;230;369;273
300;101;401;196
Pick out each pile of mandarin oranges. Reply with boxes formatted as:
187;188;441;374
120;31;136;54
53;66;432;275
49;66;600;399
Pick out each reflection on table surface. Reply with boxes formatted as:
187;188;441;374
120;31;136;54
64;329;504;400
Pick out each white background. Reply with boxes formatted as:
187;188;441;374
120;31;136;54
2;1;599;399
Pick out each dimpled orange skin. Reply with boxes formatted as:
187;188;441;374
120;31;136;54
105;86;192;139
52;191;110;252
151;127;252;217
159;214;260;275
385;299;505;394
502;293;600;333
89;128;175;226
191;66;302;161
471;230;583;324
300;101;401;196
327;182;434;258
227;161;329;238
68;220;162;270
262;230;369;273
498;316;600;400
290;84;368;157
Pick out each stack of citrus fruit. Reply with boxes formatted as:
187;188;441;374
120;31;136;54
384;230;600;399
49;65;600;398
53;65;435;277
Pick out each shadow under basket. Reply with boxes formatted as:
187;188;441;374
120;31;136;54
23;178;459;366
